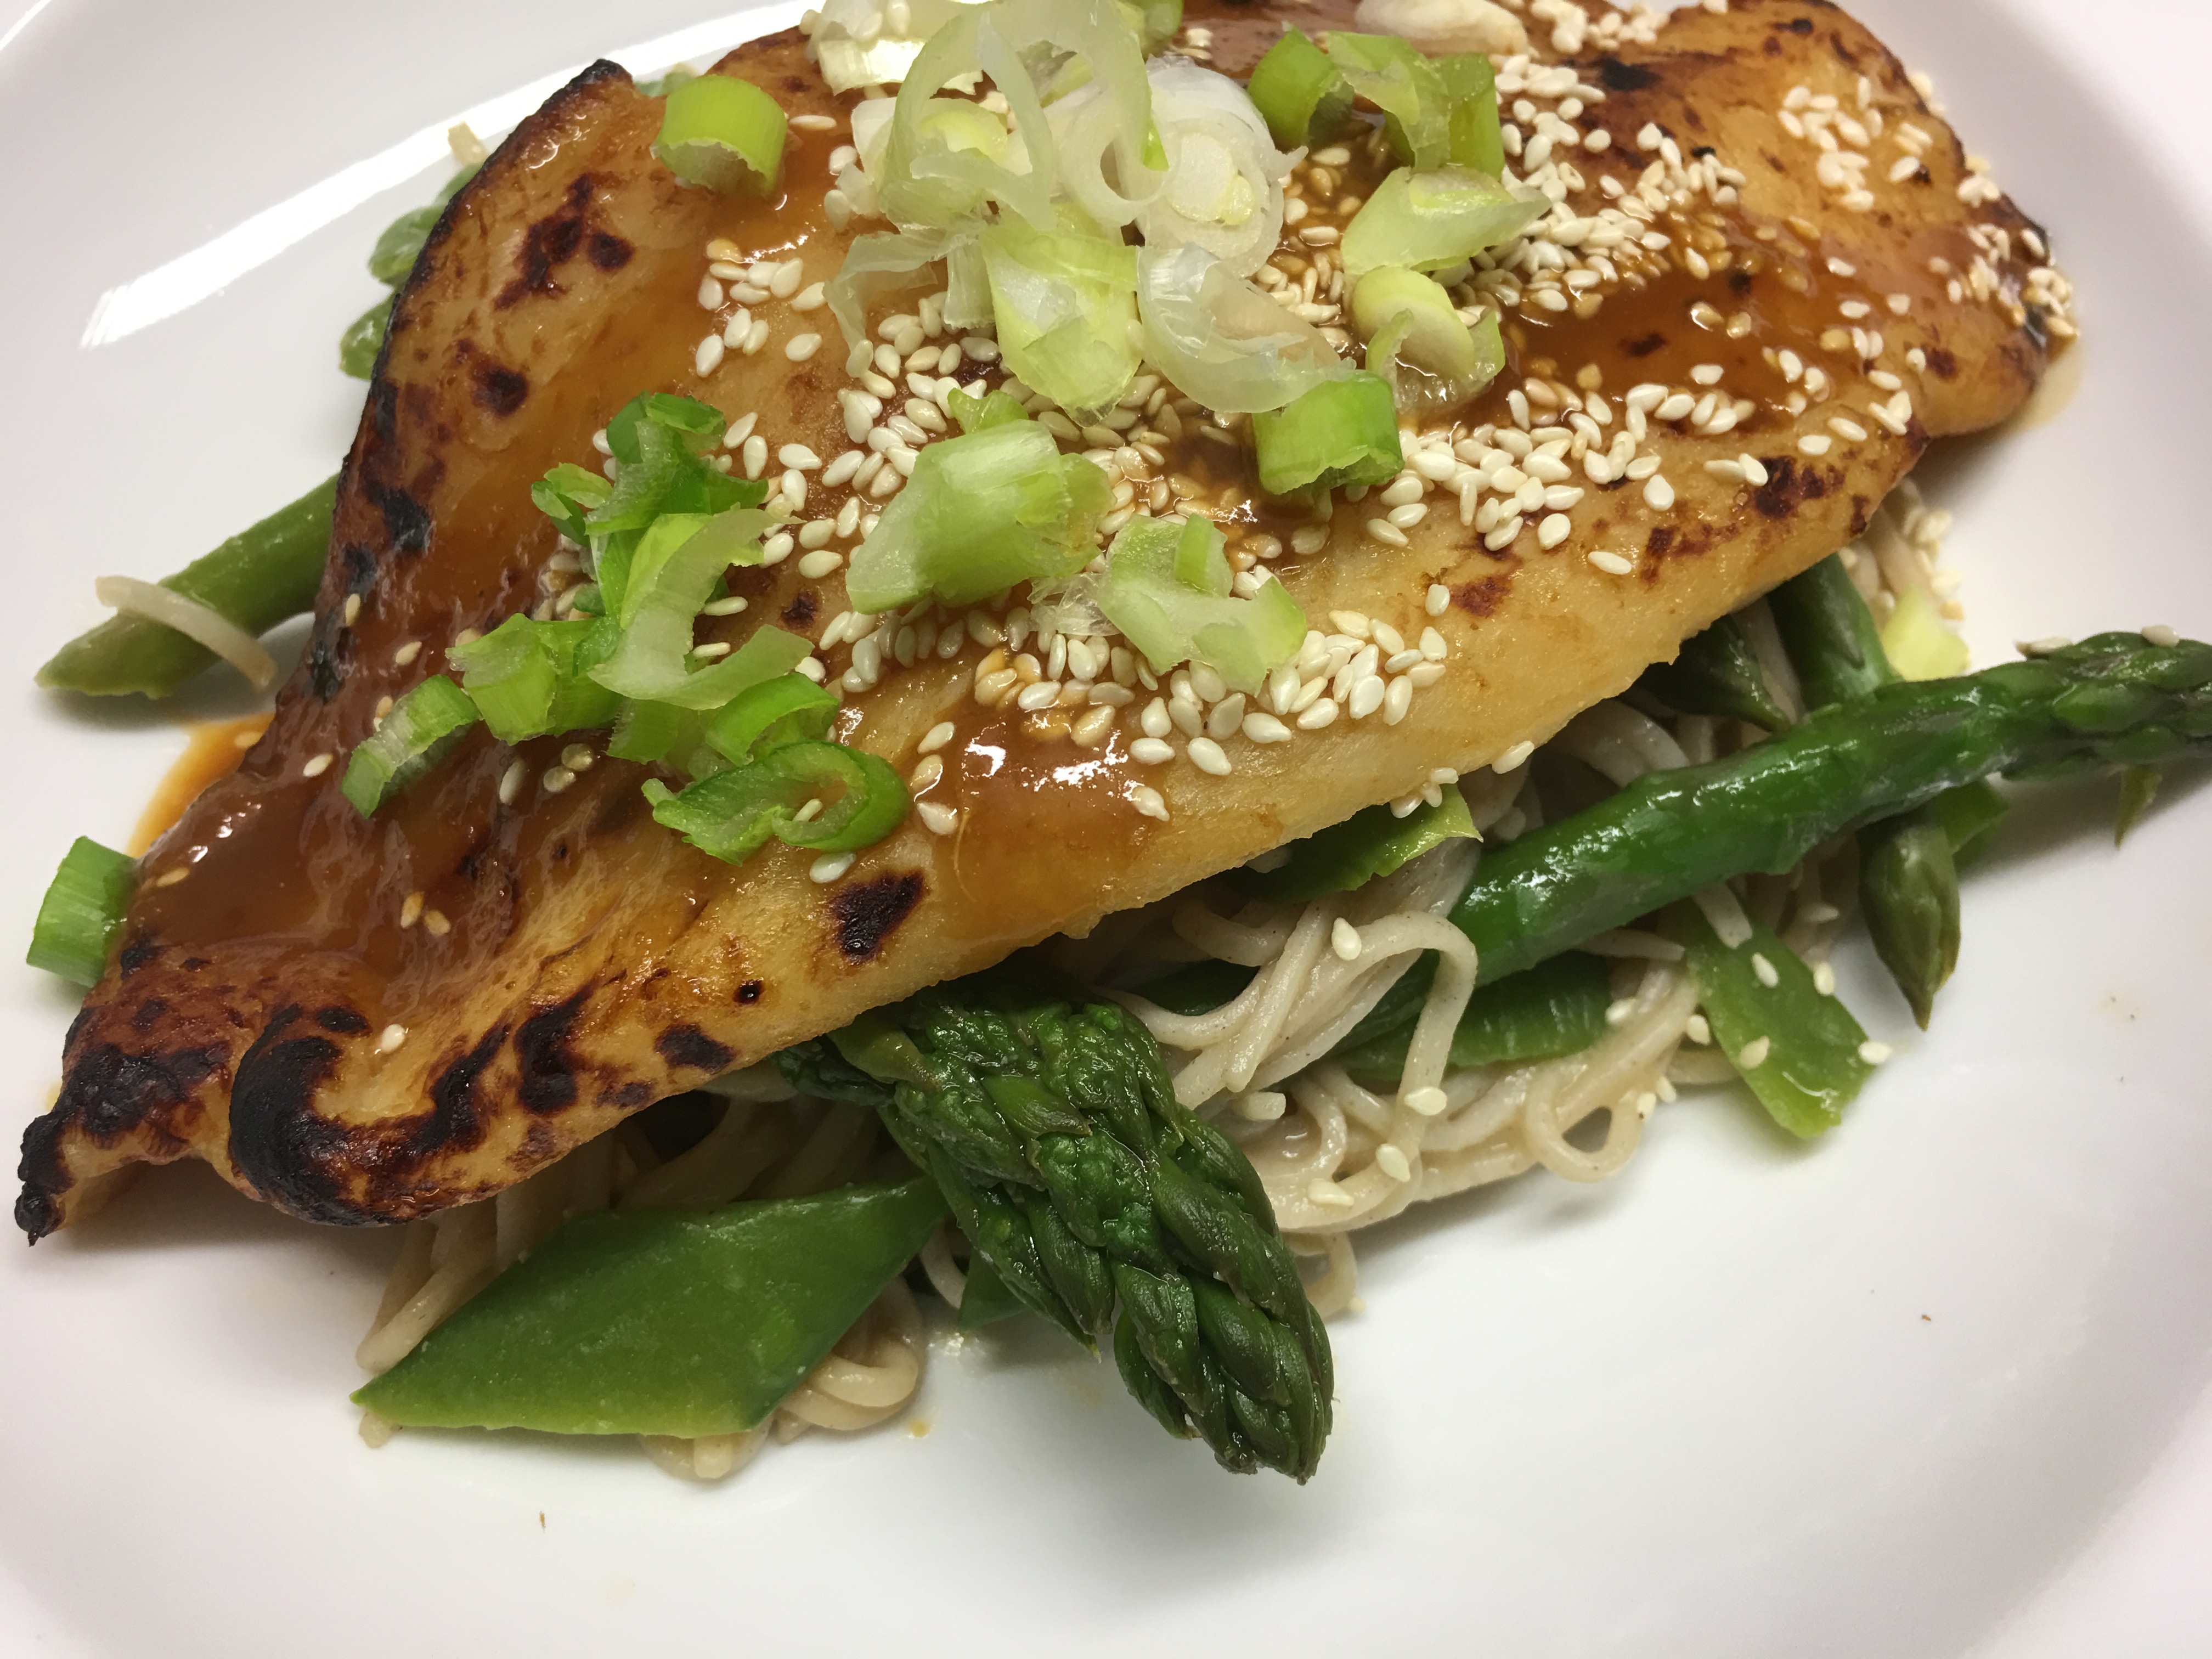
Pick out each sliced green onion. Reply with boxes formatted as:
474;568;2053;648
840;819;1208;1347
811;0;978;92
644;739;908;864
1250;371;1403;498
980;211;1141;418
703;673;841;766
1337;953;1611;1088
1880;586;1971;681
27;837;136;986
1232;790;1475;903
652;73;788;195
1094;514;1307;695
947;386;1031;435
1437;52;1504;177
448;615;620;742
588;506;803;712
530;462;614;545
1325;33;1450;171
605;392;727;463
828;227;971;373
341;676;481;817
587;437;770;623
1246;28;1352;150
845;418;1111;613
1136;59;1286;276
1677;902;1873;1139
1137;242;1346;415
883;11;1053;231
1117;0;1182;53
607;697;697;766
1352;266;1504;416
1340;165;1547;283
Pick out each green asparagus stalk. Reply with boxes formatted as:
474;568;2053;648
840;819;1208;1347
37;475;337;699
780;967;1331;1481
1768;555;1994;1025
1448;632;2212;983
1634;611;1788;731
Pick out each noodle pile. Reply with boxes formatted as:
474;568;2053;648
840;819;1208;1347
358;480;1959;1476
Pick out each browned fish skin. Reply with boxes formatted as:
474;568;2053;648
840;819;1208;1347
18;0;2061;1238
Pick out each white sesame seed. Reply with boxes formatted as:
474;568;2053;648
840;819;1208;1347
1537;512;1572;549
543;765;575;794
1382;676;1412;724
779;444;822;471
795;548;843;578
1799;433;1833;455
1752;951;1780;988
400;891;424;928
302;752;334;778
695;334;725;376
1690;364;1723;385
2144;624;2181;648
498;759;527;805
1736;1036;1771;1070
1643;474;1675;511
1589;549;1634;576
785;333;822;362
1307;1178;1355;1209
918;721;956;754
1402;1086;1448;1119
1130;785;1169;821
1296;698;1339;730
1331;918;1363;962
789;112;838;132
1425;583;1450;616
1187;736;1232;775
1605;997;1638;1028
1813;961;1837;996
1829;416;1869;441
1374;1143;1413;1182
421;909;450;936
1494;740;1535;773
377;1023;408;1054
342;594;362;628
1859;1040;1892;1064
916;801;959;836
1365;518;1410;548
1130;736;1175;765
770;260;804;300
2019;636;2072;657
810;852;856;884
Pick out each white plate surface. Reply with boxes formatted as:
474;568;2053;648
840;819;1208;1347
2;0;2209;1652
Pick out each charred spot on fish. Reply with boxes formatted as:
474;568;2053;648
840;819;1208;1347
416;1025;509;1160
831;872;926;963
515;989;591;1114
588;232;632;270
474;362;530;416
306;611;348;700
369;481;433;556
737;980;764;1005
1453;574;1515;618
315;1007;371;1035
130;998;167;1030
370;379;399;444
58;1040;223;1143
496;173;601;308
1691;144;1716;159
1728;269;1753;295
781;590;820;630
1752;455;1829;519
1623;332;1667;357
117;940;160;977
1645;525;1676;561
603;1080;654;1108
1596;55;1658;91
657;1025;735;1073
1644;522;1716;569
228;1007;362;1224
1924;346;1957;379
340;543;378;600
1782;15;1814;32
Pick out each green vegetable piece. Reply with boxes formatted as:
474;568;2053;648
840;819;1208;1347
1436;52;1504;176
2115;763;2160;845
1677;904;1872;1139
448;614;620;742
957;1252;1031;1329
653;72;789;195
603;391;728;464
339;296;390;379
368;204;442;286
1095;515;1307;695
1858;811;1957;1030
979;212;1141;419
1352;265;1504;416
645;738;909;863
340;675;480;817
1447;634;2212;986
1233;791;1475;903
947;386;1030;434
1637;612;1788;731
1340;165;1547;283
27;837;137;986
1116;0;1182;53
1336;952;1611;1087
529;462;615;547
783;965;1333;1480
353;1180;946;1436
845;417;1111;613
1769;554;1890;708
1325;33;1449;170
607;696;696;766
1246;28;1352;149
39;475;337;700
1933;778;2008;868
1881;585;1971;681
702;673;840;766
1251;371;1403;497
587;514;802;711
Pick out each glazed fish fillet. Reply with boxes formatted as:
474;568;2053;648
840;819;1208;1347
17;0;2063;1236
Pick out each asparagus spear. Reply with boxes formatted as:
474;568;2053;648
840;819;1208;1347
1768;555;1996;1025
37;475;336;699
1634;611;1788;731
781;968;1331;1481
1448;632;2212;983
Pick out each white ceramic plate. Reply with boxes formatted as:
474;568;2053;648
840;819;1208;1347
3;0;2209;1652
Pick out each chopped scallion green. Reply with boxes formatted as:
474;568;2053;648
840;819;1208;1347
341;676;481;817
644;739;908;864
1341;165;1547;283
1325;33;1450;171
652;73;788;195
703;673;841;767
1095;515;1307;695
1246;28;1352;150
1250;372;1403;497
27;837;137;986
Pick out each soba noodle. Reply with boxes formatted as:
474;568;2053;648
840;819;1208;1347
356;481;1960;1479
